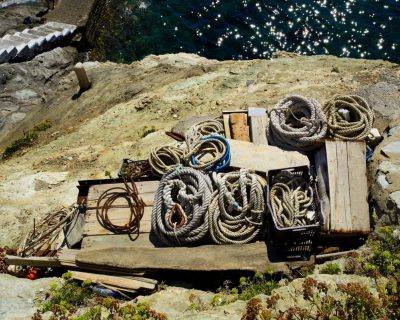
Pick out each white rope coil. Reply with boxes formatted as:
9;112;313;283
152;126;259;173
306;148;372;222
269;170;316;229
148;145;184;176
322;95;374;141
184;119;224;148
268;95;327;151
151;166;213;245
208;169;266;244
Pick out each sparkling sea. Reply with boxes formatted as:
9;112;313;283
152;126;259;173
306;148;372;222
94;0;400;63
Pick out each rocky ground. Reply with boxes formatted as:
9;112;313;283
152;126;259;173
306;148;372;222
0;50;400;319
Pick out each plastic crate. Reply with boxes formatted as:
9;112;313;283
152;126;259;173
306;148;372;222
265;166;323;241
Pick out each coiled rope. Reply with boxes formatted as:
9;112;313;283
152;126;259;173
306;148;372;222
149;145;184;176
152;166;213;245
185;134;231;172
96;175;145;240
322;95;374;140
208;169;266;244
18;204;81;257
269;171;315;228
268;95;327;151
185;119;224;148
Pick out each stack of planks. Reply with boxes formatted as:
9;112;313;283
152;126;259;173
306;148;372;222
314;140;370;235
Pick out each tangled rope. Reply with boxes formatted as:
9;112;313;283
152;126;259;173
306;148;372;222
269;170;316;228
185;134;231;172
18;204;81;257
268;95;327;151
185;119;224;148
149;145;184;176
322;95;374;140
152;166;213;245
208;169;265;244
96;174;145;240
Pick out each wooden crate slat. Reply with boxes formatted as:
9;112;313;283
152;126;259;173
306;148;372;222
314;146;330;231
347;141;370;233
87;181;159;201
325;141;338;232
223;113;231;139
248;107;268;145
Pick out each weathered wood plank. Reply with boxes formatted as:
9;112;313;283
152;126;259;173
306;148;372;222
81;232;166;249
5;255;61;267
84;207;152;236
248;107;268;145
87;181;159;201
228;139;309;172
230;113;250;141
76;242;290;273
223;113;231;139
347;141;370;233
314;145;330;232
69;271;156;291
325;140;338;233
86;192;155;208
336;141;351;231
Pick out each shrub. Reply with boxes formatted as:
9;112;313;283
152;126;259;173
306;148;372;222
320;262;341;275
238;271;278;300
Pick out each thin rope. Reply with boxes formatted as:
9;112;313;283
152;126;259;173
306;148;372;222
267;95;327;151
322;95;374;140
151;166;213;245
208;169;266;244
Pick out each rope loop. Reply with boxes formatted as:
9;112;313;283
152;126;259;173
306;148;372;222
208;169;266;244
322;95;374;140
149;145;184;176
185;119;224;148
185;134;231;172
268;95;327;151
152;167;213;245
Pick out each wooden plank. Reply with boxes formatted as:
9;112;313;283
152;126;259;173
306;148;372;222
248;107;268;145
81;232;166;249
230;113;250;141
325;141;339;233
314;145;330;232
228;139;309;172
86;192;155;208
69;270;156;291
347;141;370;233
84;207;152;236
335;141;351;231
223;113;231;139
5;255;61;267
76;242;290;273
87;181;159;201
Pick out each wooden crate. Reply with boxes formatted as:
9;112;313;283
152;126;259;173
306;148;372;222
314;141;370;235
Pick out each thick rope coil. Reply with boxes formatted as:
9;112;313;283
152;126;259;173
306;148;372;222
269;171;315;228
18;204;81;257
185;119;224;148
268;95;327;151
322;95;374;140
152;166;213;245
185;134;231;172
208;169;266;244
149;145;184;176
96;175;145;240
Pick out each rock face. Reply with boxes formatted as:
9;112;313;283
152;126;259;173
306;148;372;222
0;46;77;144
0;53;399;247
0;274;55;320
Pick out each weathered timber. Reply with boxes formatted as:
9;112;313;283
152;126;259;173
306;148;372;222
75;242;290;273
248;107;268;145
5;255;61;267
69;271;156;291
314;141;370;234
223;113;232;139
230;113;250;141
228;139;309;172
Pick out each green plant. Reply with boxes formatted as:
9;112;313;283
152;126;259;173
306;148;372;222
320;262;341;275
2;120;52;159
238;271;278;301
188;292;208;312
71;305;102;320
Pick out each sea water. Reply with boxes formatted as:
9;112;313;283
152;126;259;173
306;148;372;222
93;0;400;63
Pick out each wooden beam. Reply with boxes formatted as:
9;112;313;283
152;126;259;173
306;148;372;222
248;107;268;145
228;139;309;173
230;113;250;141
5;255;61;267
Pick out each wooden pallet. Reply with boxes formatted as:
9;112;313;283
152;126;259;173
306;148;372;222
314;141;370;235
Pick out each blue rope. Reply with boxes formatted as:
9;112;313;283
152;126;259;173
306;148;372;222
191;134;231;172
366;145;374;161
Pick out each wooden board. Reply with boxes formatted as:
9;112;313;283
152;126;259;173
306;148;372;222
230;113;250;141
248;107;268;145
223;113;231;139
314;147;330;231
228;139;309;172
75;242;290;273
315;141;370;234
